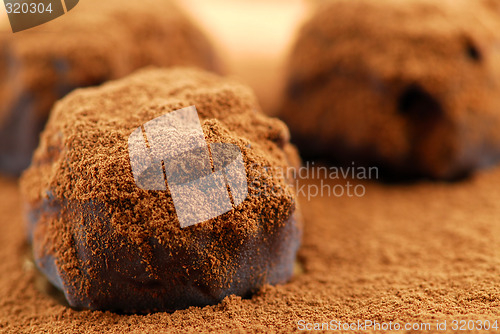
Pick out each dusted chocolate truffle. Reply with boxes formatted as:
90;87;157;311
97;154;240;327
20;67;301;313
0;0;220;175
280;0;500;180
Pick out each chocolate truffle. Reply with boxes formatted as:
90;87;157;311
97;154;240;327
20;67;301;313
280;0;500;180
0;0;220;175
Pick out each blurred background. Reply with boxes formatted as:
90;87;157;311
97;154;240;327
176;0;312;115
0;0;311;117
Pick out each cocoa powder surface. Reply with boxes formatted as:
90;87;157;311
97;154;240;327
4;163;500;332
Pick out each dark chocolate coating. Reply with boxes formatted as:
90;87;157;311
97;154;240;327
28;197;300;312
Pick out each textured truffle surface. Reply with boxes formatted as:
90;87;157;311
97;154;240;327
280;0;500;180
20;67;301;313
0;0;220;175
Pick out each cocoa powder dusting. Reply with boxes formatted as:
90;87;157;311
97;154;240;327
20;67;301;313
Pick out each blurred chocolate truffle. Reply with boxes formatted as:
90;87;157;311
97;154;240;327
0;0;220;175
280;0;500;180
20;67;301;313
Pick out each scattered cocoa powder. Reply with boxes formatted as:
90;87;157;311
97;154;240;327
4;161;500;331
